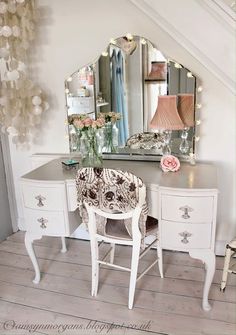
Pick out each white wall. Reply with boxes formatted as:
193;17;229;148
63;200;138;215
9;0;236;252
0;135;13;241
133;0;235;92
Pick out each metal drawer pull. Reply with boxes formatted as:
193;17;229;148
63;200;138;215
35;195;46;207
37;217;48;229
179;205;194;219
179;231;192;244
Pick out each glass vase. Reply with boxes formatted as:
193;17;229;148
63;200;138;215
103;122;119;153
68;125;81;152
80;128;103;167
75;127;82;152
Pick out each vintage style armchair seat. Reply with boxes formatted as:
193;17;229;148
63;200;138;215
76;167;163;309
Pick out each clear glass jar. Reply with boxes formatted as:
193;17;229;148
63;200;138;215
112;122;119;148
69;125;81;152
80;128;103;167
103;122;119;153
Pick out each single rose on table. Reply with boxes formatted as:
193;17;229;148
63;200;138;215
160;155;180;172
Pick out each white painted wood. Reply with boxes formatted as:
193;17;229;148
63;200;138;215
220;240;236;291
161;194;214;223
130;0;236;93
159;186;218;311
30;153;62;170
24;231;42;283
20;158;218;311
21;182;66;211
4;232;228;276
84;196;163;310
60;237;67;253
129;234;141;309
157;244;164;278
146;187;159;218
206;0;236;25
110;243;115;264
66;180;78;211
161;220;212;250
189;249;216;311
20;173;81;281
22;158;218;189
23;209;67;236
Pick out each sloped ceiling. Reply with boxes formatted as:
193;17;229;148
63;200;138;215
130;0;236;94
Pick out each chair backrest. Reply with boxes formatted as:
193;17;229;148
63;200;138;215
76;167;148;238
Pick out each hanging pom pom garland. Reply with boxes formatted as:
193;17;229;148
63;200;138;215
0;0;48;147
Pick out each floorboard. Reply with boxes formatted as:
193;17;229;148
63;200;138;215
0;232;235;335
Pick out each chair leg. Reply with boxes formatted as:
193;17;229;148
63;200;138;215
128;239;141;309
110;243;115;264
157;244;164;278
90;238;99;296
221;245;233;291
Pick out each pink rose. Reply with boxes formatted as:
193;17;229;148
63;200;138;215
91;120;98;129
83;117;93;127
160;155;180;172
96;118;105;127
73;119;84;129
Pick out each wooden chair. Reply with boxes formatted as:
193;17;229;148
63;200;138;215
220;237;236;291
76;167;163;309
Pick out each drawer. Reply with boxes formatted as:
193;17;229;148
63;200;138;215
161;195;214;223
160;220;212;250
23;208;67;236
22;183;66;211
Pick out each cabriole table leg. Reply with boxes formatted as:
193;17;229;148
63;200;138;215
189;249;215;311
24;231;42;284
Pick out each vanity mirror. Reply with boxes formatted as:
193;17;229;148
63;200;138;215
65;35;197;160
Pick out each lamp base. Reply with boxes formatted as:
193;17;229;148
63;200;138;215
162;130;172;155
179;128;190;154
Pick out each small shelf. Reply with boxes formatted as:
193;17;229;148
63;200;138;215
97;102;109;107
68;95;91;98
144;78;166;83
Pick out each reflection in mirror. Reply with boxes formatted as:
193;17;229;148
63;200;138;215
65;35;196;159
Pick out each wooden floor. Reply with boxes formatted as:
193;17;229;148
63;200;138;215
0;232;235;335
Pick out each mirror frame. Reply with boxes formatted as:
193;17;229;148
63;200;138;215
65;35;199;162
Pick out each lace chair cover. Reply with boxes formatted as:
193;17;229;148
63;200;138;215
76;167;148;241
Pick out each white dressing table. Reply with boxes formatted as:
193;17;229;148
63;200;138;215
20;158;218;311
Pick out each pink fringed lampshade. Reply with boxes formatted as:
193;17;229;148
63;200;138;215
150;95;184;130
177;94;195;127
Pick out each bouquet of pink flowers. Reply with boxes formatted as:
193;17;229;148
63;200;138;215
97;111;121;124
71;115;104;167
160;155;180;172
72;115;105;130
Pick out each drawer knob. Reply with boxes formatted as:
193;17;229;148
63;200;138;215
35;195;46;207
179;205;194;219
179;231;192;244
37;217;48;229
